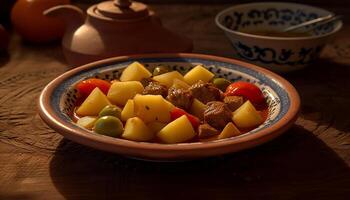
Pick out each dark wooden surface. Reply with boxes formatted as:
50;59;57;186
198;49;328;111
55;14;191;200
1;3;350;200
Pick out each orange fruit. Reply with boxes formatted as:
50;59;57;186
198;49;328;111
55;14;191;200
11;0;70;43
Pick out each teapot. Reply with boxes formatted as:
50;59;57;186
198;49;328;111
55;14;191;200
44;0;193;66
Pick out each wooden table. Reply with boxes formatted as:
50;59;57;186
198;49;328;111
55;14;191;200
1;4;350;200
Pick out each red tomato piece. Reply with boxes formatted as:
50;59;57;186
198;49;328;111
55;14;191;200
76;78;111;98
225;81;265;105
170;107;200;129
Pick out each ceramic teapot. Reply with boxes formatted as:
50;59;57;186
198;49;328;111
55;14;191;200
44;0;193;66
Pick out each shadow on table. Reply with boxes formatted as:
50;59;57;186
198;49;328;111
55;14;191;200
49;125;350;200
0;52;10;68
284;59;350;133
21;40;67;65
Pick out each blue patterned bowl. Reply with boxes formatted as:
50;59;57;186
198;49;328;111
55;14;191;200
215;2;342;73
38;53;300;161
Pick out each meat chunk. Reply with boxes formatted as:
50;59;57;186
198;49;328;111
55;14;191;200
204;101;232;130
224;96;244;112
167;87;193;110
140;77;154;87
198;123;219;139
189;80;221;104
142;81;168;97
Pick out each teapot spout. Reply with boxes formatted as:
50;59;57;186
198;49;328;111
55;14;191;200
44;5;85;31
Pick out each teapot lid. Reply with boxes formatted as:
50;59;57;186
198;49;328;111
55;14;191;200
95;0;148;20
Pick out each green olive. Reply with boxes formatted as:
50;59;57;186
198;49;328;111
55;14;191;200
94;116;123;137
213;78;231;91
98;105;122;118
153;66;170;76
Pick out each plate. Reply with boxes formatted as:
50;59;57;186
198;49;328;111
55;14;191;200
38;53;300;161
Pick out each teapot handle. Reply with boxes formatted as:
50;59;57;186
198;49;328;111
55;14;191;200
44;5;85;31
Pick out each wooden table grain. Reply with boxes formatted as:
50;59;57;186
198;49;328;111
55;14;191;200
1;4;350;200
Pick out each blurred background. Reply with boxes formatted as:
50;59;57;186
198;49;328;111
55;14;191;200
1;0;349;28
0;0;348;64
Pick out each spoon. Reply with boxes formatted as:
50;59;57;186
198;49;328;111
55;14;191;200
282;15;342;33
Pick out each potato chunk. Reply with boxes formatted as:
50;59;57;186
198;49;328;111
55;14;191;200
107;81;144;106
157;115;197;144
134;95;174;123
152;71;184;88
172;78;190;90
218;122;241;139
120;62;152;82
184;65;214;85
121;99;135;121
189;98;207;120
76;88;111;116
122;117;154;142
232;100;263;128
147;121;167;133
77;116;97;129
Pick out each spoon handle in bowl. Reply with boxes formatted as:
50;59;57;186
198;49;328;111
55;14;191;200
282;14;335;33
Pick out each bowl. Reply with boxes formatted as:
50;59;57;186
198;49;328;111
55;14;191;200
38;53;300;161
215;2;343;73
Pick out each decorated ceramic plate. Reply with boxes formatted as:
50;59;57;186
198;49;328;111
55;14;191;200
38;53;300;161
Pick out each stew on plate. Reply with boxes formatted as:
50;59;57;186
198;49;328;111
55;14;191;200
72;62;268;144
